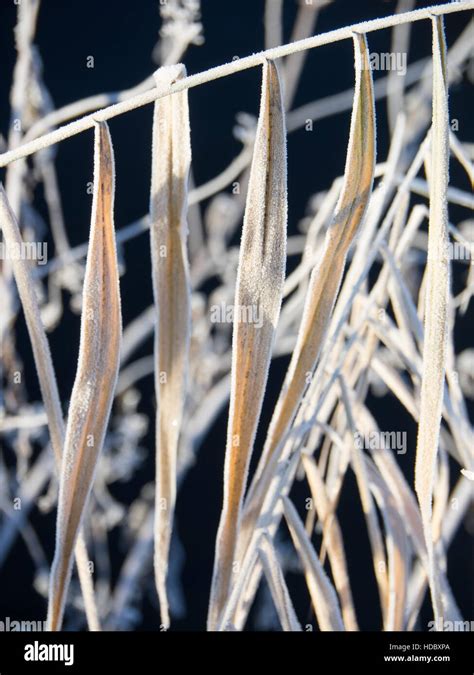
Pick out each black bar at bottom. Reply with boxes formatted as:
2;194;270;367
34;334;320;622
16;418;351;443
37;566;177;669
0;630;470;673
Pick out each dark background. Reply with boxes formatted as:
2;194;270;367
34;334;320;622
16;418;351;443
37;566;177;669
0;0;472;631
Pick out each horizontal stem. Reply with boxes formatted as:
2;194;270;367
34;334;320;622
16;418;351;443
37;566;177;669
0;1;472;168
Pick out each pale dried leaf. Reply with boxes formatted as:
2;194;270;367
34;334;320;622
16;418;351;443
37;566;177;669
0;184;100;631
414;16;450;623
47;121;121;630
207;59;287;630
150;63;192;629
240;30;376;573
